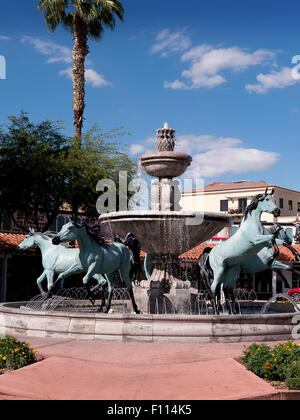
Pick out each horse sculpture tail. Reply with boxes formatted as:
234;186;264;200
124;233;142;283
198;247;214;294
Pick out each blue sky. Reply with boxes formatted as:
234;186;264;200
1;0;300;191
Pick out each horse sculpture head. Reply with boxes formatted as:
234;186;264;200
52;216;108;248
17;228;37;250
52;219;79;245
124;232;136;248
243;187;280;220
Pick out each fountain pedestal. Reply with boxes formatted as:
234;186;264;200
137;255;191;314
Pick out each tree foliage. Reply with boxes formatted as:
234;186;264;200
0;112;135;232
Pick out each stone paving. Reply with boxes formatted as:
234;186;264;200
1;337;299;400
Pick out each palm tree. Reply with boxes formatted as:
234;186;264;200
38;0;124;141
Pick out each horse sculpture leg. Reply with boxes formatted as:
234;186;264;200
90;274;108;310
222;265;241;314
276;270;291;289
210;264;226;313
118;246;140;314
119;267;140;314
46;271;55;295
99;273;115;313
37;271;47;295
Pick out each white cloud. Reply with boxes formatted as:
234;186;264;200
85;69;111;87
131;131;279;179
129;144;147;156
164;45;276;89
163;79;190;90
0;35;10;41
22;36;72;64
245;67;298;94
59;67;111;88
150;28;191;57
185;148;279;179
22;36;111;88
176;134;242;155
129;137;155;156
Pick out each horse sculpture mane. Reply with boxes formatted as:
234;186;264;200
243;187;274;221
243;193;265;221
81;222;109;249
28;231;70;248
27;230;54;241
69;215;108;249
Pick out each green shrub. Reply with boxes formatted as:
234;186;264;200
0;334;38;371
241;343;275;379
241;341;300;390
285;377;300;390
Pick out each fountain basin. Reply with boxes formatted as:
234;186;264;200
140;152;192;178
100;211;231;256
0;302;298;343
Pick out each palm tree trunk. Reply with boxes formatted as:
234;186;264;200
73;10;89;141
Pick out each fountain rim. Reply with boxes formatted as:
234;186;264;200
100;210;232;223
140;151;192;161
0;301;297;320
0;301;298;344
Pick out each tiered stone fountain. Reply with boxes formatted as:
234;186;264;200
100;123;231;313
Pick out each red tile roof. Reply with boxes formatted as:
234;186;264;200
0;232;26;251
184;180;300;195
205;181;274;192
184;181;274;194
277;245;300;262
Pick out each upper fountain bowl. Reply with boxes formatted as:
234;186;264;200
100;211;231;257
140;151;192;179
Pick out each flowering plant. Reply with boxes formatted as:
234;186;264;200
241;341;300;390
0;334;38;372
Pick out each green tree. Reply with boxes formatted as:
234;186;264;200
0;112;69;231
63;125;135;218
0;113;135;232
38;0;124;141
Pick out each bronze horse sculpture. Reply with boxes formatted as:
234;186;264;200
199;188;281;312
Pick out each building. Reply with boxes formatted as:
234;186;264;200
181;180;300;239
181;180;300;222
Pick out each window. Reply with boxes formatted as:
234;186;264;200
238;198;247;213
298;202;300;212
1;213;12;231
48;218;57;233
57;216;66;232
288;200;293;211
220;200;228;212
279;198;284;209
